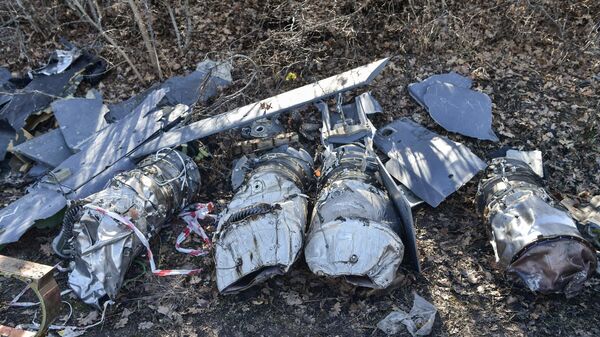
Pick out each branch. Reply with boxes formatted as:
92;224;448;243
128;0;163;80
67;0;144;83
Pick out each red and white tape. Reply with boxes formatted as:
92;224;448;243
84;204;212;276
175;202;216;256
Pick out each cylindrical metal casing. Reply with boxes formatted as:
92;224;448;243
305;144;404;288
477;157;597;297
214;147;313;294
67;150;200;307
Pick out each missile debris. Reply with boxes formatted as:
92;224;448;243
476;156;597;297
59;149;200;307
215;146;313;294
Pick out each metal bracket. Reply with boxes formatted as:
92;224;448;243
0;255;61;337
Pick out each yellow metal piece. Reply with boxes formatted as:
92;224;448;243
0;255;61;337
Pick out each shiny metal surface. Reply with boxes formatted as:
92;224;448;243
214;146;313;294
477;157;597;297
305;144;405;288
66;150;200;307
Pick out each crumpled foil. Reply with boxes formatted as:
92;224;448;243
214;146;313;294
305;144;404;288
377;292;437;336
477;157;597;297
67;150;200;307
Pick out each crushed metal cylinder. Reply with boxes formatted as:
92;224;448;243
476;157;597;297
214;146;313;294
304;144;405;288
56;149;200;307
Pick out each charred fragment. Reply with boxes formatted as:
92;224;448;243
57;150;200;307
476;157;597;297
214;147;313;294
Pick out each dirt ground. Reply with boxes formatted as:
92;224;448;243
0;1;599;336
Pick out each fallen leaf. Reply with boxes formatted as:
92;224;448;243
330;302;342;317
77;311;99;325
39;243;54;256
138;321;154;330
281;291;303;306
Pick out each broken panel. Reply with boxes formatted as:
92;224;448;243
11;129;74;167
408;72;472;107
64;150;200;307
52;96;107;151
374;118;487;207
476;157;597;297
0;188;67;245
214;146;313;294
423;83;498;141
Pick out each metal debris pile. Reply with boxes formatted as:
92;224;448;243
0;51;598;336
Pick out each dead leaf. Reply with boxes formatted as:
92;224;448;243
114;317;128;329
281;291;303;306
157;305;172;316
77;311;99;325
330;302;342;317
138;321;154;330
39;242;53;256
114;308;132;329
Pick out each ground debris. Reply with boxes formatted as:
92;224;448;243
377;292;437;336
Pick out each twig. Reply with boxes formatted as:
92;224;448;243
128;0;163;80
67;0;144;83
165;1;184;56
183;0;192;50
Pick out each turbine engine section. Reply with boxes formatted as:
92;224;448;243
305;144;405;288
214;146;313;294
64;149;201;307
477;157;597;297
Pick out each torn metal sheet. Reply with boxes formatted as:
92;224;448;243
0;122;14;160
196;59;233;82
105;86;157;122
132;58;389;158
0;92;175;245
561;196;600;249
33;47;81;76
11;129;74;167
65;150;200;307
0;188;67;245
423;82;498;141
215;146;313;294
377;292;437;336
40;89;174;199
0;67;10;82
477;157;597;297
162;60;232;107
0;255;61;337
305;144;405;288
0;68;15;108
0;52;103;131
26;163;51;179
374;118;487;207
408;72;472;107
376;155;420;272
52;96;107;151
105;60;232;122
506;149;543;177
